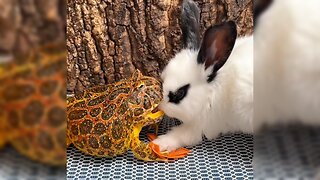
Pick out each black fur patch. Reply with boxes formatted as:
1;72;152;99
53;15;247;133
168;84;190;104
207;72;217;83
254;0;273;25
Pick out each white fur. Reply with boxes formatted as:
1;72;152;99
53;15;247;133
154;0;320;152
254;0;320;130
154;36;253;151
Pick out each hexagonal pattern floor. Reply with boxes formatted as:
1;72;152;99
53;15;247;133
254;125;320;179
2;119;318;179
67;118;254;179
0;146;65;180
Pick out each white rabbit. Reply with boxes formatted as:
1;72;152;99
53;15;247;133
153;0;253;152
254;0;320;130
154;0;320;152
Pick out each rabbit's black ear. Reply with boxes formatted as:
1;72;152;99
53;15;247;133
254;0;273;25
181;0;201;50
197;21;237;82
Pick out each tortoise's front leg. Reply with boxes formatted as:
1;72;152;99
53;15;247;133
66;136;72;147
145;110;164;136
131;124;190;161
131;124;166;161
147;123;159;135
131;111;190;161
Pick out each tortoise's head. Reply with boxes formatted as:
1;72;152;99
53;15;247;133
129;69;164;126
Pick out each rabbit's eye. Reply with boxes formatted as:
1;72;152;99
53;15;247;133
168;84;190;104
176;89;186;99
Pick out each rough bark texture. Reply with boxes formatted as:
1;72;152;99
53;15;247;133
67;0;253;93
0;0;66;55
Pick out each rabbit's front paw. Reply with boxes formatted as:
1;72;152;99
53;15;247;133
152;134;180;152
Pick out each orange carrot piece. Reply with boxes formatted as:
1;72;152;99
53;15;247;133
147;133;157;141
148;133;191;160
149;142;166;159
164;148;189;159
167;148;191;157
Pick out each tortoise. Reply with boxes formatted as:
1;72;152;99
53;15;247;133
0;43;66;166
66;69;190;161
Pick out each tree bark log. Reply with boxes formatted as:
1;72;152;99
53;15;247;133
0;0;66;55
67;0;253;93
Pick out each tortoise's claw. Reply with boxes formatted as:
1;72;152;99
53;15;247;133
154;123;159;135
66;137;72;147
147;133;191;160
147;123;159;135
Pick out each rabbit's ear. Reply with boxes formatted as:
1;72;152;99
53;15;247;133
254;0;273;25
197;21;237;82
181;0;201;50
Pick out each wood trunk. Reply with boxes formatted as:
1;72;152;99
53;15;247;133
73;0;251;93
0;0;253;94
0;0;66;55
